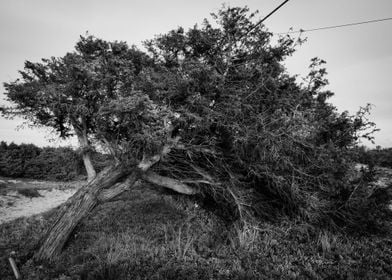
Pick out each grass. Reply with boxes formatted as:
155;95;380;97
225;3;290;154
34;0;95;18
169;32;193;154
0;183;392;279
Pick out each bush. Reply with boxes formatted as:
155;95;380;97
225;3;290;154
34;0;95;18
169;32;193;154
355;145;392;169
0;141;111;181
17;188;42;198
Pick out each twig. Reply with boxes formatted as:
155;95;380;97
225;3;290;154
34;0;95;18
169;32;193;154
8;256;21;280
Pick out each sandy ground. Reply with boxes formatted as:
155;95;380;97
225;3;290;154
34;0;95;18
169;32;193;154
0;178;82;224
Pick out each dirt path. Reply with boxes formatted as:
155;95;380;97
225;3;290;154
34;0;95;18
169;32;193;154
0;178;82;224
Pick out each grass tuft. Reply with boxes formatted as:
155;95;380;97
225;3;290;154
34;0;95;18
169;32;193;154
16;188;42;198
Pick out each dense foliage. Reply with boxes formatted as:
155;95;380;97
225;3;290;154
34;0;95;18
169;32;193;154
2;6;390;232
2;38;148;140
0;141;109;181
136;7;386;230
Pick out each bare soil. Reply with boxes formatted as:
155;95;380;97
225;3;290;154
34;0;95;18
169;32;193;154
0;177;83;224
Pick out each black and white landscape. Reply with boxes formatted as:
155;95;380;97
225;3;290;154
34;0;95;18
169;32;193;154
0;1;392;279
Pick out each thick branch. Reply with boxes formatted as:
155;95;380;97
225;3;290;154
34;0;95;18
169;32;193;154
142;171;198;195
98;173;138;202
74;120;96;181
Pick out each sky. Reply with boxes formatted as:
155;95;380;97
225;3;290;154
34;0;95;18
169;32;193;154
0;0;391;148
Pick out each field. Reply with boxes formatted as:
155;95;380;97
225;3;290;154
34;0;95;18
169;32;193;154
1;177;392;279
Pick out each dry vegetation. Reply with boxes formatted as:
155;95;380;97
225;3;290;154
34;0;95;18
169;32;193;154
1;182;392;279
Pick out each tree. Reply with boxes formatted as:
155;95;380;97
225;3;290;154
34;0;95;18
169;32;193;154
2;6;385;261
3;34;200;260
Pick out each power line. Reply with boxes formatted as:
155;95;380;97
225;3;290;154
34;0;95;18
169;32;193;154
245;0;291;37
277;17;392;35
222;0;291;55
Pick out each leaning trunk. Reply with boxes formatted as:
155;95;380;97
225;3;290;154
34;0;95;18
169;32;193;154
34;164;136;261
34;139;198;261
81;152;96;182
75;123;96;182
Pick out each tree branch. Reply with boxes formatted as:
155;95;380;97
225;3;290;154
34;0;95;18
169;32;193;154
98;172;138;202
142;171;198;195
138;136;180;171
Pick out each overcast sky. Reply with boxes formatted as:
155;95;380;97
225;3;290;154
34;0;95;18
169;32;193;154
0;0;391;147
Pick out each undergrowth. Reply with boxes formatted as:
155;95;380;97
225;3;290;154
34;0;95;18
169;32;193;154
1;184;392;279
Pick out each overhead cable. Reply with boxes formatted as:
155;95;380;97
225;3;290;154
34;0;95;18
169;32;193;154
245;0;291;36
277;17;392;35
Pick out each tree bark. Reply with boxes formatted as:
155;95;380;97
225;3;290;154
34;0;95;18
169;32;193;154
34;164;135;261
142;171;198;195
98;173;139;202
75;121;96;182
81;152;96;182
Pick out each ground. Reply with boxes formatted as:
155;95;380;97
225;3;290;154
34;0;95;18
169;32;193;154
0;176;392;279
0;177;82;223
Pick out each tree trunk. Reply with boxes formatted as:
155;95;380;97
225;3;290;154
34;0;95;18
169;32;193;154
34;164;136;261
75;123;96;182
81;152;96;182
34;139;198;261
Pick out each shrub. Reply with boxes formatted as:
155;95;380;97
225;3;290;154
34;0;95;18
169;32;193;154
17;188;42;198
0;141;112;181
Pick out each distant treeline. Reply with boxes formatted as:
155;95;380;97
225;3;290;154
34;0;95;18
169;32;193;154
0;141;111;181
355;146;392;169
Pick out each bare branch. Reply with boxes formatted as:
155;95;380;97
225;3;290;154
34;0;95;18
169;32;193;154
138;136;180;171
190;164;215;183
142;171;198;195
175;144;219;156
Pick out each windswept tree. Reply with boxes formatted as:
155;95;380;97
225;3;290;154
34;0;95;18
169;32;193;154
2;6;387;262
